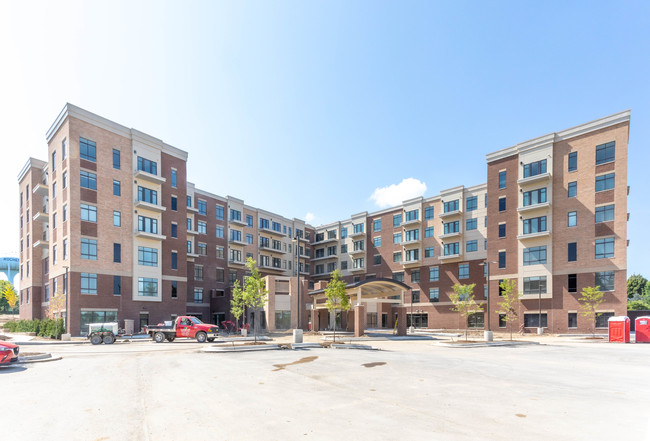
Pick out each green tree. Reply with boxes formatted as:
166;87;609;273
324;269;350;343
578;286;606;337
230;279;246;330
495;279;521;341
450;283;483;341
627;300;650;311
1;281;18;313
627;274;648;300
230;258;268;343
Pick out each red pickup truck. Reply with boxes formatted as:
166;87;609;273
145;316;219;343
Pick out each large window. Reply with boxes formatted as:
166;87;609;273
80;138;97;162
138;246;158;266
216;226;224;238
524;313;547;328
198;200;207;215
81;238;97;260
353;223;364;234
393;233;402;244
138;186;158;204
466;196;477;211
523;246;546;265
444;221;459;235
393;252;402;263
373;219;381;231
596;312;615;328
138;216;158;234
523;216;547;234
523;188;547;206
113;149;120;169
466;218;477;230
595;205;615;223
498;171;507;189
275;311;291;329
568;242;577;262
568;152;577;172
405;249;419;262
595;173;615;192
198;221;207;234
459;264;469;279
393;214;402;227
373;237;381;247
595;237;615;259
411;270;420;283
429;288;439;302
523;159;547;178
595;271;615;291
466;240;477;252
80;273;97;294
405;209;419;222
80;310;116;336
137;156;157;175
444;242;459;256
80;170;97;190
523;276;547;295
424;206;434;220
595;141;615;165
216;206;224;220
230;209;242;222
424;227;434;238
80;204;97;222
138;278;158;297
429;266;439;281
424;246;434;258
444;200;459;213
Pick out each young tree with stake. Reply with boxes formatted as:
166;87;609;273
450;283;483;341
325;269;350;343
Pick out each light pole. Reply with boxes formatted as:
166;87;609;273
293;234;301;330
479;260;496;342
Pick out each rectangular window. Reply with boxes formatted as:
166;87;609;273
198;243;207;255
353;223;364;234
595;271;615;291
411;290;420;303
499;314;506;328
429;288;439;302
373;219;381;232
216;226;224;238
393;214;402;227
62;171;67;189
80;204;97;222
523;188;547;206
444;242;459;256
246;234;254;244
81;238;98;260
113;180;121;196
80;170;97;190
137;157;158;175
138;278;158;297
113;149;120;169
373;237;381;247
80;273;98;294
498;197;506;212
393;252;402;263
171;169;177;188
138;216;158;234
63;205;68;222
230;209;242;222
499;171;507;189
498;223;506;238
524;314;547;328
373;255;381;265
466;218;477;231
466;196;477;211
595;238;615;259
195;265;204;281
353;240;364;251
425;227;434;238
424;246;434;258
62;138;67;159
138;247;158;266
443;221;459;235
171;196;177;211
410;270;420;283
392;272;404;283
198;200;207;215
246;214;253;227
568;274;577;293
405;209;419;222
404;229;419;241
498;251;506;269
171;251;177;270
405;249;419;262
230;230;242;242
596;312;616;328
340;244;348;254
523;246;547;265
193;288;203;304
523;276;547;295
444;200;459;213
113;276;121;295
138;186;158;205
459;264;469;279
393;233;402;244
113;243;121;263
216;206;224;220
568;152;577;172
424;206;434;220
595;141;615;165
595;205;615;223
568;313;577;329
340;227;347;238
113;211;121;227
568;211;577;227
63;239;68;260
260;218;269;229
523;216;547;234
466;240;477;252
353;258;364;269
568;182;577;198
80;138;97;162
523;159;547;178
216;246;224;259
198;221;207;234
187;195;192;207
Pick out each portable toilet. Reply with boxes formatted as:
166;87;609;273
608;316;630;343
634;316;650;343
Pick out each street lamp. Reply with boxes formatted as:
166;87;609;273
479;260;496;342
292;234;301;330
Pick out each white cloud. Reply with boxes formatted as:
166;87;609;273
370;178;427;208
305;212;315;223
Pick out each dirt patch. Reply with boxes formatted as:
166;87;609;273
362;362;386;368
446;340;485;344
19;352;45;357
239;342;267;346
273;356;318;371
516;414;527;418
0;335;10;341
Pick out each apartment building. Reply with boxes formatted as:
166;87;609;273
17;104;629;335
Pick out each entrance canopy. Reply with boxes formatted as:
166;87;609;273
309;278;410;310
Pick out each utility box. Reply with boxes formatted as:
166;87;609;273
634;316;650;343
608;316;630;343
124;319;134;335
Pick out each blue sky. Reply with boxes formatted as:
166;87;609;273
1;0;648;279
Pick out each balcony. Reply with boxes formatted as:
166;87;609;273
33;183;49;196
349;230;365;238
517;201;551;214
228;258;245;266
310;254;337;261
400;238;421;247
439;209;462;219
403;259;421;268
439;230;461;240
134;169;166;185
135;231;166;241
259;262;284;272
348;248;365;256
311;236;338;246
260;244;284;255
187;252;200;259
229;218;247;227
33;239;49;249
439;252;462;261
187;228;199;236
401;217;421;227
260;227;284;237
350;265;366;272
517;231;551;241
187;205;199;213
517;172;551;186
33;210;49;223
135;200;167;213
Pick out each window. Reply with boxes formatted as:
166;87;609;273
405;249;419;262
498;251;506;269
113;180;121;196
568;152;577;172
80;273;97;294
214;206;224;220
171;251;177;270
459;264;469;279
393;214;402;227
429;288;439;302
230;230;242;242
498;197;506;212
216;226;224;238
595;271;615;291
138;247;158;266
353;258;364;269
411;290;420;302
523;159;547;178
424;206;434;220
80;170;97;190
138;216;158;234
523;276;546;295
80;138;97;162
246;214;253;227
595;205;615;223
63;239;68;260
373;254;381;265
341;244;348;254
138;186;158;205
568;313;577;329
113;243;121;263
187;195;192;207
523;188;547;206
499;314;507;328
523;216;547;234
113;149;120;169
498;171;507;189
424;246;434;258
466;240;477;252
62;171;67;189
195;265;203;281
80;204;97;222
393;233;402;244
444;243;459;256
443;222;459;235
524;314;547;328
137;157;157;175
81;238;97;260
171;169;177;187
353;240;364;251
114;276;121;295
568;182;577;198
198;200;207;215
171;196;177;211
52;181;57;199
260;218;269;229
498;223;506;238
216;246;224;259
568;274;577;293
63;205;68;222
466;196;477;211
596;141;615;165
595;312;615;328
425;227;434;238
138;278;158;297
392;272;404;282
198;242;207;255
373;237;381;247
404;229;419;242
62;138;67;159
230;209;242;222
246;234;253;244
524;246;547;265
373;219;381;232
595;238;615;259
198;221;207;234
568;211;577;227
405;209;419;222
353;223;364;234
444;200;459;213
272;222;282;233
113;211;121;227
466;218;477;230
393;252;402;263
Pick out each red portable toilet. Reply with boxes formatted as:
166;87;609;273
608;316;630;343
634;316;650;343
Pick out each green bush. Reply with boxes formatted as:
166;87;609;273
628;300;650;311
2;318;64;339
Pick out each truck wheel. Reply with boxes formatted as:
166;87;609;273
166;336;175;342
207;337;215;342
90;334;103;345
154;332;166;343
103;333;115;345
196;331;207;343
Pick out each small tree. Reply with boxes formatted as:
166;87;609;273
627;274;648;300
496;279;521;341
324;269;350;342
230;258;268;343
230;279;246;330
45;282;67;338
578;286;606;337
450;283;483;341
2;282;18;311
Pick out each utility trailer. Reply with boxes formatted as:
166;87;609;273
87;322;120;345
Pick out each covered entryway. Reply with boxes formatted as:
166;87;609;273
308;278;411;337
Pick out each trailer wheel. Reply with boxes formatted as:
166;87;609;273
207;337;215;342
154;332;166;343
196;331;207;343
166;336;175;342
90;334;103;345
103;333;115;345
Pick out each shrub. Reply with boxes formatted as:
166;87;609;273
2;318;64;339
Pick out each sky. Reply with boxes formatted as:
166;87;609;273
0;0;649;280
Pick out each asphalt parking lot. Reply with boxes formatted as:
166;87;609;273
2;338;650;441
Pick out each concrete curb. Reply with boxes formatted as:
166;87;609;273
290;343;323;349
0;354;63;365
201;344;280;353
331;344;375;350
212;336;273;343
434;341;541;348
12;340;88;346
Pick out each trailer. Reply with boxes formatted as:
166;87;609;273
87;322;120;345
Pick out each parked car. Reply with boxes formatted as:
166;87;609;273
0;341;20;364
